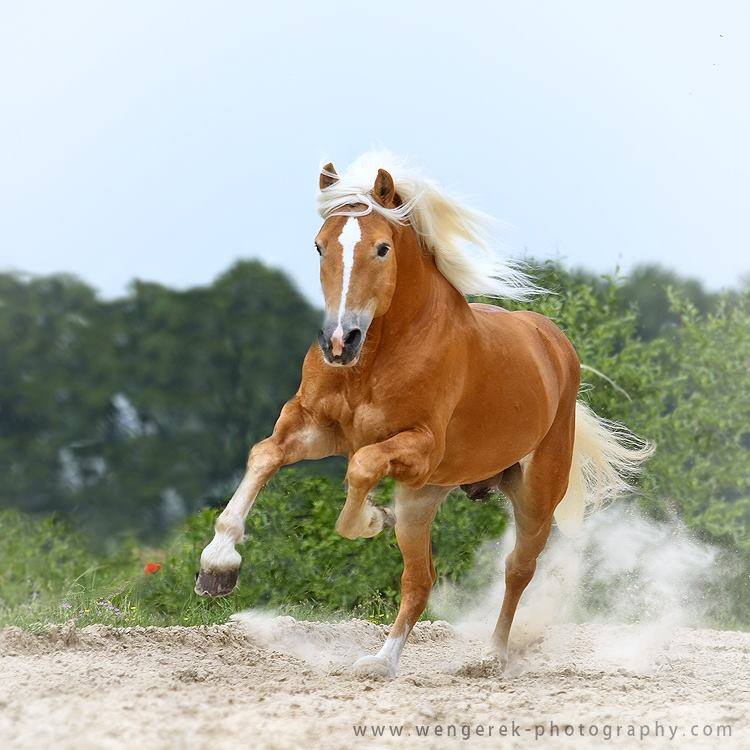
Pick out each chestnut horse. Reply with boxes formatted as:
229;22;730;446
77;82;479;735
195;152;651;677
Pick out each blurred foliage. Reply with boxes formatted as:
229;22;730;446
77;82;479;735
0;473;505;628
497;260;750;553
0;262;325;539
550;262;726;340
1;259;749;627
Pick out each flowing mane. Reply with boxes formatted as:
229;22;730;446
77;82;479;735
317;150;543;301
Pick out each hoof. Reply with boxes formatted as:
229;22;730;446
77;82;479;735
194;568;239;598
453;653;505;678
380;506;396;530
352;654;396;679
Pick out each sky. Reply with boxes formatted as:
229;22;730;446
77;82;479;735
1;2;748;305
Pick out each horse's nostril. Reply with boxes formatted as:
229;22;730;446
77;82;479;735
345;328;362;348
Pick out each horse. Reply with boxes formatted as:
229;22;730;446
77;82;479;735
194;151;652;678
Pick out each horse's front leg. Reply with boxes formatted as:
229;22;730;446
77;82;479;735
352;483;449;678
195;398;333;597
335;429;437;540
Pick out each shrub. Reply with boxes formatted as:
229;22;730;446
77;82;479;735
0;472;508;627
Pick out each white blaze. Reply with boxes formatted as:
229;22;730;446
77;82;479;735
336;217;360;325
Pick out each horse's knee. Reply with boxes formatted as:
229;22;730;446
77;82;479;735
247;439;284;476
346;448;383;489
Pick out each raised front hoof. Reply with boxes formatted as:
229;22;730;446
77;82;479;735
352;654;396;679
194;568;239;598
336;505;396;540
380;506;396;530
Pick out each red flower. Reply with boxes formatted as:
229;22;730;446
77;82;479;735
144;562;162;575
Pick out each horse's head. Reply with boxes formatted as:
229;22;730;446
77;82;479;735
315;164;400;366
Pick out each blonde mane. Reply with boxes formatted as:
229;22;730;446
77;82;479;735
317;150;543;301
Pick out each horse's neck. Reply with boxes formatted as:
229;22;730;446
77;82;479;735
365;229;467;358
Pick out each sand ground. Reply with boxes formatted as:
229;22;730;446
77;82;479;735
0;617;748;749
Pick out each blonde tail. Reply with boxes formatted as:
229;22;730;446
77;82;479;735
553;401;654;536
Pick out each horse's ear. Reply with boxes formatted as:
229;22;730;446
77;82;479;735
372;168;397;208
319;162;338;190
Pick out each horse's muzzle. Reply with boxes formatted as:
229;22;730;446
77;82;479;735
318;320;365;366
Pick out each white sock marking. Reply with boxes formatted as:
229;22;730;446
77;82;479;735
200;532;242;571
200;472;257;571
352;632;407;677
376;633;407;668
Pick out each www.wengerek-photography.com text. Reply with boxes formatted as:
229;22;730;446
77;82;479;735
352;720;734;741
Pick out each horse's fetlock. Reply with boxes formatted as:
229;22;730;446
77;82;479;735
215;517;242;540
200;531;242;571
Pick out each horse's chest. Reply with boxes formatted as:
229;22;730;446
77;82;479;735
320;394;394;450
349;402;392;445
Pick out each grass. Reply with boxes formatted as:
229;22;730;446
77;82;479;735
0;471;508;630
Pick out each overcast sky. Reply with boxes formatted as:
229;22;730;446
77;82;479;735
1;2;748;305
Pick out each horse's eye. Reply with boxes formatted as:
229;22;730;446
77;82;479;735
376;243;390;258
314;242;322;256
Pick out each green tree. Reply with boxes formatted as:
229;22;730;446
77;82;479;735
0;262;322;539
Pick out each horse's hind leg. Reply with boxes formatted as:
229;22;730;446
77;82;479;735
352;483;449;678
490;405;576;659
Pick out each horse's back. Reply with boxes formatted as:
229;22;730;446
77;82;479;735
469;304;580;388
